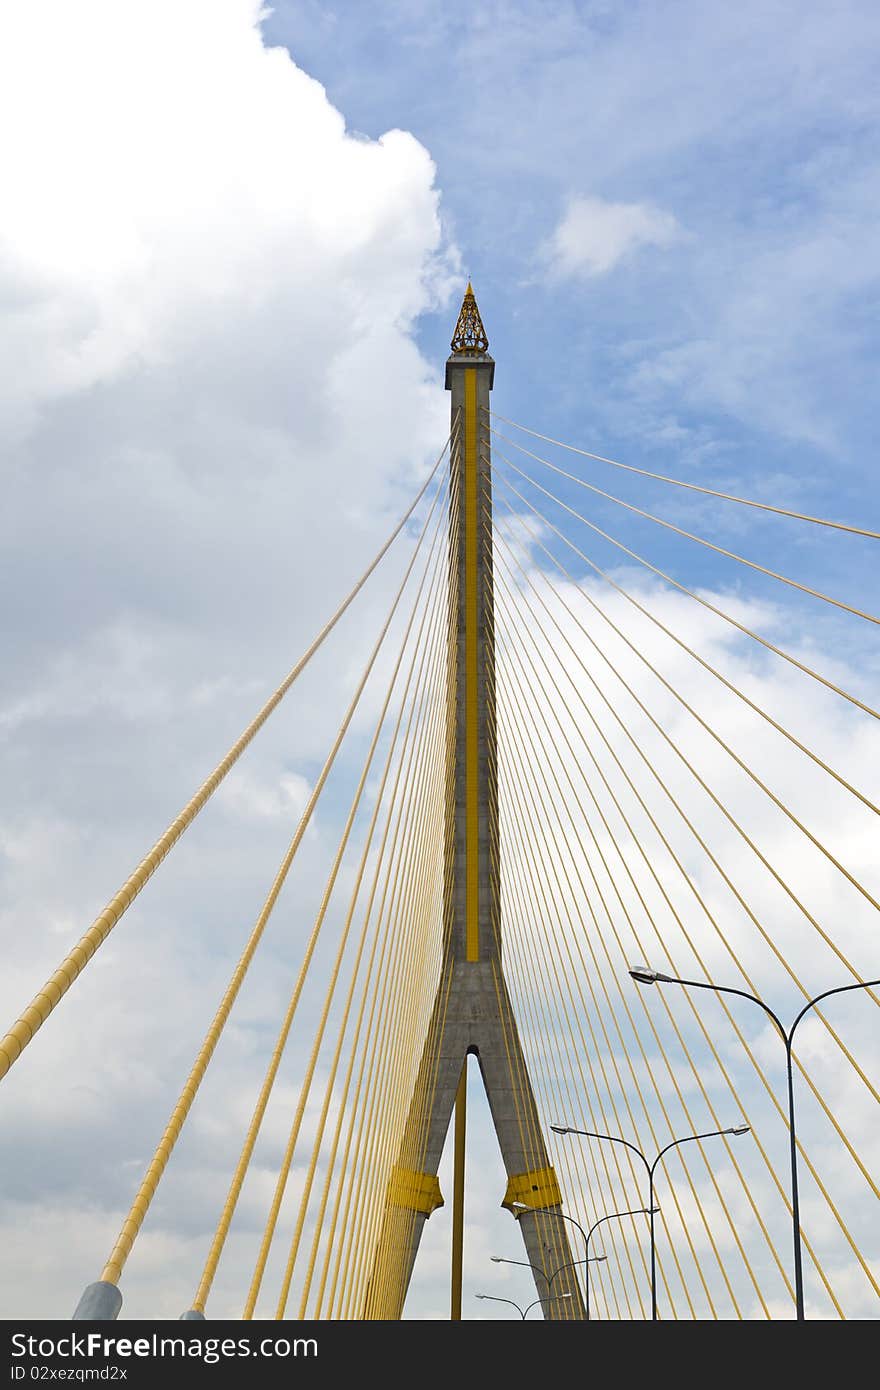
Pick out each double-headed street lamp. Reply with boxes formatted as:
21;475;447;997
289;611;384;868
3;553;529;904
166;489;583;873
629;965;880;1320
475;1292;572;1320
551;1122;749;1320
490;1253;606;1319
513;1203;656;1320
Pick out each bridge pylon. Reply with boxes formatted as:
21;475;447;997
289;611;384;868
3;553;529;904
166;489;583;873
362;286;586;1321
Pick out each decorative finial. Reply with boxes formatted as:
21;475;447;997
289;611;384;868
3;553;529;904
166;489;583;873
450;282;489;356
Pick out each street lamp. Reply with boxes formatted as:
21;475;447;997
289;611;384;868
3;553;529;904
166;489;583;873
490;1253;606;1314
475;1292;572;1320
551;1122;749;1321
629;964;880;1320
511;1204;656;1320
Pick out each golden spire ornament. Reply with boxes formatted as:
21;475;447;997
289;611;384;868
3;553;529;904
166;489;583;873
450;281;489;356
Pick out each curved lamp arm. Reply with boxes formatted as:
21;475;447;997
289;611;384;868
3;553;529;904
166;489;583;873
629;968;787;1041
490;1256;548;1285
552;1125;651;1179
650;1126;749;1179
787;979;880;1045
475;1293;524;1318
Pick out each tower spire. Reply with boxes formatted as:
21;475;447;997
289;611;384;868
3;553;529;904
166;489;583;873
450;281;489;356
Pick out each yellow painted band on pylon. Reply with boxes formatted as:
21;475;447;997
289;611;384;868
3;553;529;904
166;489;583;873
501;1165;562;1211
388;1166;444;1216
464;368;479;962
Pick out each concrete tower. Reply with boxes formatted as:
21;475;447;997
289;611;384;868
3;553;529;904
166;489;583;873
364;288;585;1320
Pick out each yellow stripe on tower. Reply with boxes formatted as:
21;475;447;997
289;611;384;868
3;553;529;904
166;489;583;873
464;368;479;962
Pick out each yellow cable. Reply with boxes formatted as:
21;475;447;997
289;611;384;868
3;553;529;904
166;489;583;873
369;797;451;1318
475;536;581;1320
491;546;852;1312
316;682;450;1318
495;598;765;1317
485;470;880;821
489;959;591;1320
483;618;650;1317
494;573;782;1314
319;520;458;1317
99;464;450;1278
365;631;467;1315
275;550;452;1317
489;473;880;1003
214;509;449;1315
0;440;452;1085
355;842;451;1317
491;532;802;1305
491;634;706;1316
331;484;461;1317
357;702;453;1318
492;449;880;723
327;715;446;1316
489;722;662;1318
242;495;451;1319
483;686;584;1324
491;576;845;1318
492;517;879;1197
493;450;880;896
490;497;880;1099
488;773;642;1319
297;568;452;1318
329;771;444;1316
490;423;880;625
488;409;880;538
333;683;450;1316
376;624;463;1318
341;456;465;1318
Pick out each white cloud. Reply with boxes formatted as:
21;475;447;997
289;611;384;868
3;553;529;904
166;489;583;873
544;196;682;279
0;1;456;435
217;769;311;823
0;0;460;1321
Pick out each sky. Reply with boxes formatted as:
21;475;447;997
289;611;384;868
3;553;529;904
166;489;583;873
0;0;878;1323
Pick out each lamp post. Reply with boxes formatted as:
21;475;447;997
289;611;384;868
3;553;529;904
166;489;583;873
629;965;880;1321
514;1204;656;1320
551;1123;749;1321
490;1253;606;1317
475;1292;572;1320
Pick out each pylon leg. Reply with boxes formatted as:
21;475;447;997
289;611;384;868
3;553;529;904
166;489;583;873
362;963;585;1319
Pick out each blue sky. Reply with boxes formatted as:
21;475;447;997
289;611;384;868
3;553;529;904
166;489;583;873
0;0;877;1323
266;0;880;621
267;1;880;446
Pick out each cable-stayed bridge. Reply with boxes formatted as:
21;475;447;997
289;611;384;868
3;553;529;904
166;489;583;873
2;286;878;1322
